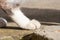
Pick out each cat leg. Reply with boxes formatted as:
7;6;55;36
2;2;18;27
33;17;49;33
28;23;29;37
10;8;41;30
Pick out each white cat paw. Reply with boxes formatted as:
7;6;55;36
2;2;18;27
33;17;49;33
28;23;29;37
26;19;41;30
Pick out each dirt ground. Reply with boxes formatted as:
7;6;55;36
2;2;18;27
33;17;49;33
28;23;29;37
0;0;60;40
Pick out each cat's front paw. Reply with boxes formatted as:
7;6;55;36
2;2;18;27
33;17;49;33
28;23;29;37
26;19;41;30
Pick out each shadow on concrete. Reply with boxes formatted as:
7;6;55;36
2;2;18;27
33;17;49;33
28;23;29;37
21;33;53;40
21;8;60;23
0;26;24;30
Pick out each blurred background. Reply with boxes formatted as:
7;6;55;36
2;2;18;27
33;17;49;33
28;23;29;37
0;0;60;40
0;0;60;23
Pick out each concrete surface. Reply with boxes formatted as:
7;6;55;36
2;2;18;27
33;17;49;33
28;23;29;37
0;22;60;40
0;0;60;40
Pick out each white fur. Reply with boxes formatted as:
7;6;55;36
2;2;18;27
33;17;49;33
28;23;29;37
1;0;41;29
10;8;41;29
11;8;30;27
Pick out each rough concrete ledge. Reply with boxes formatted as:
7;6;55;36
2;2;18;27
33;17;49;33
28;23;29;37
21;25;60;40
0;22;60;40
